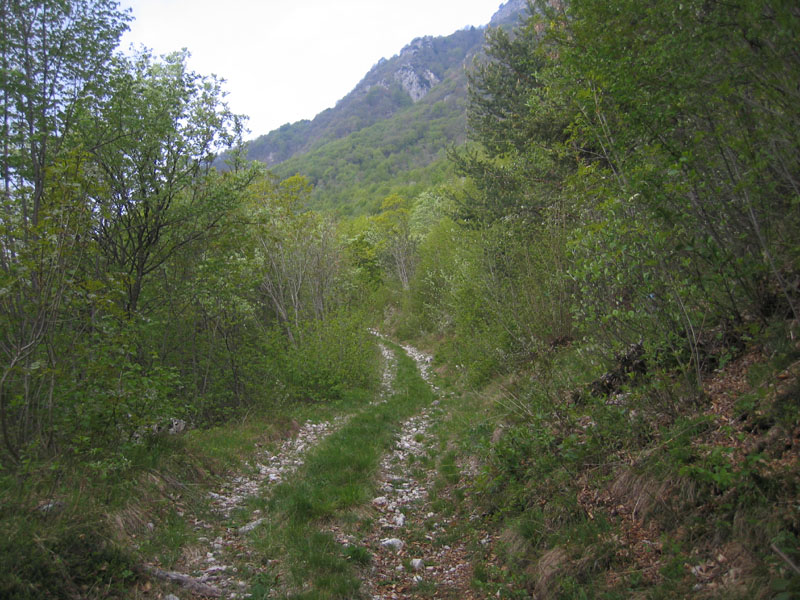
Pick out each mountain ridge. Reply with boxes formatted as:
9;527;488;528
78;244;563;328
241;0;528;213
244;26;485;167
245;1;527;162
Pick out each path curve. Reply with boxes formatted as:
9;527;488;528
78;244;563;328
156;338;401;598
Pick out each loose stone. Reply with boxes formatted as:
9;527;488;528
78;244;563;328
238;518;265;534
380;538;405;551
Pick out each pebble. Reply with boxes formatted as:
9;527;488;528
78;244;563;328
205;565;227;573
411;558;424;571
380;538;405;551
238;518;265;534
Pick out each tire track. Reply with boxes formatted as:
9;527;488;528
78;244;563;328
151;339;401;598
361;341;482;600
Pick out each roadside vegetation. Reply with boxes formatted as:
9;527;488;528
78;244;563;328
380;0;800;597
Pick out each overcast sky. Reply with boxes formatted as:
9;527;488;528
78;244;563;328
118;1;503;139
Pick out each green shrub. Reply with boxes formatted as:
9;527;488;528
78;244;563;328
281;311;379;402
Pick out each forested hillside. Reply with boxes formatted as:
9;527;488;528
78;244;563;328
2;0;799;599
246;27;486;167
242;0;529;214
271;74;466;215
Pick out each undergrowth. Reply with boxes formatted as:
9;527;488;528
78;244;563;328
0;388;376;599
408;318;800;599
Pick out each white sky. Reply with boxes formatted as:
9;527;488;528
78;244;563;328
118;0;503;139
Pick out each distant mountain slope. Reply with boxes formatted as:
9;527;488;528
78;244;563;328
246;26;485;167
270;55;471;214
243;0;528;213
489;0;529;27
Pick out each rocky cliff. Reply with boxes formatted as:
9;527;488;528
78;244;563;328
244;26;484;167
490;0;529;26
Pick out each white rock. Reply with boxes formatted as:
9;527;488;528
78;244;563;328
394;513;405;527
238;518;265;534
411;558;424;571
372;496;388;507
205;565;227;573
380;538;404;551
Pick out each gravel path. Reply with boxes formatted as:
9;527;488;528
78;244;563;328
158;338;402;599
145;336;488;599
361;342;486;600
372;341;398;405
169;418;345;598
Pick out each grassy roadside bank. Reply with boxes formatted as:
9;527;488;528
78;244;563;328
0;388;378;599
398;323;800;599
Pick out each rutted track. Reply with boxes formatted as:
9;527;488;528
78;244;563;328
361;340;485;600
144;340;401;599
157;417;348;598
142;335;487;599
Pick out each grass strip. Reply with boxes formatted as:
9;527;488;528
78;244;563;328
249;341;436;599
